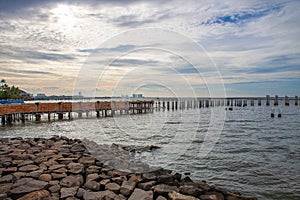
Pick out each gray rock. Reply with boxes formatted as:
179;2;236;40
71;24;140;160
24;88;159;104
52;167;67;173
120;181;136;196
79;156;95;166
179;185;204;197
138;181;156;191
29;169;44;179
76;188;85;198
157;174;176;184
168;191;199;200
112;176;127;185
60;187;79;198
199;194;219;200
128;188;153;200
66;197;80;200
3;167;17;173
19;164;39;172
0;193;7;199
51;172;67;179
142;173;156;181
86;173;99;182
70;144;86;152
17;189;51;200
12;172;27;180
38;174;52;182
17;160;34;167
128;174;143;183
68;163;84;174
152;184;179;196
48;164;66;171
157;196;167;200
83;190;118;200
86;165;101;174
60;175;84;187
105;182;121;193
84;181;100;191
49;184;60;193
0;183;13;194
11;179;48;194
0;174;15;183
100;179;110;187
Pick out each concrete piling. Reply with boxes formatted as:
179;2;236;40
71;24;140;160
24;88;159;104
274;95;278;106
285;96;289;106
266;95;270;106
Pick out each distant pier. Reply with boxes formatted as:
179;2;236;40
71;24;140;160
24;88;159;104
0;100;154;126
153;95;299;110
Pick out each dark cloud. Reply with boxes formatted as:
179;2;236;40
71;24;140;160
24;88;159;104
0;45;76;63
111;58;159;66
112;14;155;27
0;67;58;76
0;0;162;13
78;45;136;53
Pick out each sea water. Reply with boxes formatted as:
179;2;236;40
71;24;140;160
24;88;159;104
1;101;299;199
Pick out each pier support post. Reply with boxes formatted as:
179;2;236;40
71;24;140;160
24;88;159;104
6;114;12;124
68;112;71;119
21;114;25;123
243;100;247;107
96;111;100;118
58;113;63;120
48;113;51;121
167;101;170;110
1;115;5;126
266;95;270;106
35;114;41;122
285;96;289;106
295;96;298;106
250;100;254;106
258;99;261;106
274;95;278;106
78;112;82;118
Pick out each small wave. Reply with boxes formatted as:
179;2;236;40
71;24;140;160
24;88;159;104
165;121;181;124
192;139;204;144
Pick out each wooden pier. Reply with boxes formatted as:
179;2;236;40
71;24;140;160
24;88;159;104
0;100;154;126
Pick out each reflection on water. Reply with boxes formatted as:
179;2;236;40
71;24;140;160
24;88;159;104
0;103;299;200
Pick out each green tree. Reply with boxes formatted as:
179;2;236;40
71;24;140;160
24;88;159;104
0;80;22;99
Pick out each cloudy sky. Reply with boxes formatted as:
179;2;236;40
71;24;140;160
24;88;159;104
0;0;299;97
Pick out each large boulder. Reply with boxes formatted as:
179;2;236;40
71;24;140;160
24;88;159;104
128;188;153;200
60;175;84;187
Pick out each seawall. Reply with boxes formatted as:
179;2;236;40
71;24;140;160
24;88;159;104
0;136;257;200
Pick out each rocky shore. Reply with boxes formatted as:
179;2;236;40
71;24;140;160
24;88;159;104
0;136;257;200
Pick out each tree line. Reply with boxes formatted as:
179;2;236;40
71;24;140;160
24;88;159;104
0;79;22;99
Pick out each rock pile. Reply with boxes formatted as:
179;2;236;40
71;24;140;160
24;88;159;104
0;136;257;200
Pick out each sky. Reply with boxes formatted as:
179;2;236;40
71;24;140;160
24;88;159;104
0;0;299;97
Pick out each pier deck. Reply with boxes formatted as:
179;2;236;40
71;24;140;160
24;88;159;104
0;100;154;125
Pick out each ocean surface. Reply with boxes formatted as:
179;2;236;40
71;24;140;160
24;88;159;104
0;100;299;200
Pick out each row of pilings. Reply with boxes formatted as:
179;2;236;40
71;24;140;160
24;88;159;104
154;95;299;110
0;100;154;126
